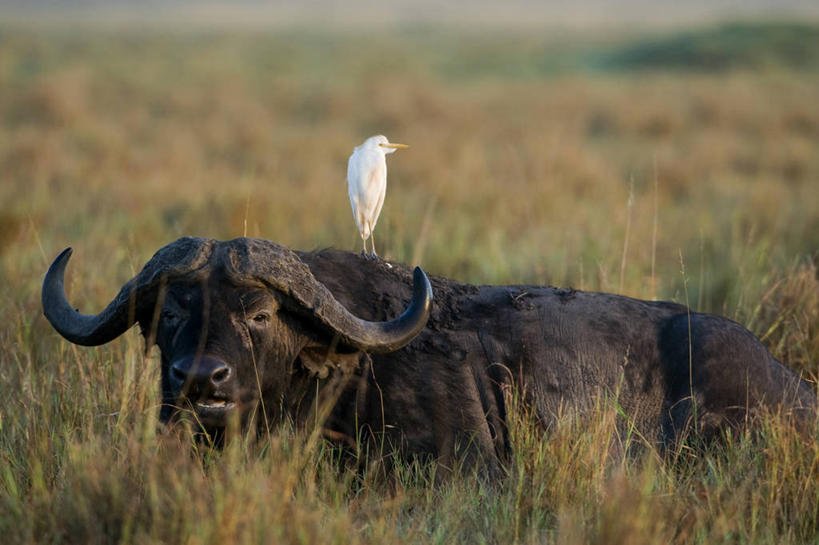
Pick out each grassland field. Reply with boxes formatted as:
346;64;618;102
0;21;818;544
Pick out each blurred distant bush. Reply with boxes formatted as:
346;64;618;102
594;23;819;72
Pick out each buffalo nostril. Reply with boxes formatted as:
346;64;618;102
169;357;231;397
171;363;187;384
211;366;231;385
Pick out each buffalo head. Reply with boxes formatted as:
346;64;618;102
42;237;432;431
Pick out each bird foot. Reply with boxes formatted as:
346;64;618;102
360;251;378;261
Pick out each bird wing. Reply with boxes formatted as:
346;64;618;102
365;160;387;233
347;149;381;238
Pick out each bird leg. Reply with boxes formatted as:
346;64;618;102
370;231;378;259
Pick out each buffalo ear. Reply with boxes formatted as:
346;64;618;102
297;343;362;379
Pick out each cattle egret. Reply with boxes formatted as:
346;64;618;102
347;135;408;258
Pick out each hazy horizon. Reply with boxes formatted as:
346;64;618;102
3;0;819;30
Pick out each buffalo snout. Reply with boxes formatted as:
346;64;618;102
169;356;237;425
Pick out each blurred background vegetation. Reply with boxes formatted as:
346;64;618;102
0;2;818;543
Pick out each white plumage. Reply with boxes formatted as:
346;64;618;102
346;135;408;257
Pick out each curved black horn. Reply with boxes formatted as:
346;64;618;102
308;266;433;354
42;238;216;346
42;248;140;346
221;238;433;354
44;237;432;352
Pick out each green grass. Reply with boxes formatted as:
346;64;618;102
0;22;818;544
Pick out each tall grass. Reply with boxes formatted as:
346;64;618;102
0;24;817;543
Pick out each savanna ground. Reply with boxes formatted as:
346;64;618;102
1;19;818;544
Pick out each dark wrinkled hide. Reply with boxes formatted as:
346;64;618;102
304;249;815;473
42;238;817;478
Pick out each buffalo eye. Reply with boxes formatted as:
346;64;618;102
160;309;180;325
249;312;271;326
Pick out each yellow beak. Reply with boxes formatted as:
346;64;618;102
379;143;409;149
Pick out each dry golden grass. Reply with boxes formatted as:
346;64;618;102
0;24;817;544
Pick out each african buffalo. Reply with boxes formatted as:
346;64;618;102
42;237;816;476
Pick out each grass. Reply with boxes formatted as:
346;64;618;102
0;21;818;544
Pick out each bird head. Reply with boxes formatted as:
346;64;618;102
366;135;409;155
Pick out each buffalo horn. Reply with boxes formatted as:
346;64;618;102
41;238;214;346
222;238;433;354
42;237;432;353
292;265;432;354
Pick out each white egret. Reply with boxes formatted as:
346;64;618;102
347;135;409;258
